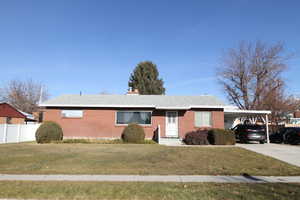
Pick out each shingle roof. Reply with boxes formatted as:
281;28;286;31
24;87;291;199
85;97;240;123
40;94;226;109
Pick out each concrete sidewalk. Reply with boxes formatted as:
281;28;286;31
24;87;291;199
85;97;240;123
237;143;300;167
0;174;299;183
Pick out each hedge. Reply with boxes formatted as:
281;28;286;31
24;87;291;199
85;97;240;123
184;130;209;145
207;129;236;145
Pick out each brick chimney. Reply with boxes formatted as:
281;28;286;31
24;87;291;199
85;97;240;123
127;87;139;95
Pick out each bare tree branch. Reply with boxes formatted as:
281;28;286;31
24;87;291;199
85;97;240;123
0;79;49;113
217;40;297;123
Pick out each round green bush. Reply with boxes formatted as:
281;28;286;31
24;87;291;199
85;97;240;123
122;123;145;143
35;121;63;143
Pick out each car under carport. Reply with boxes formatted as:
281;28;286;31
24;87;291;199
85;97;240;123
224;106;271;143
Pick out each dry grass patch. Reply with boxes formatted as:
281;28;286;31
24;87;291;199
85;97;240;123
0;143;300;175
0;181;299;200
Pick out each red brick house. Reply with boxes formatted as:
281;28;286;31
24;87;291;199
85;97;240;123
0;102;34;124
40;93;226;141
294;111;300;118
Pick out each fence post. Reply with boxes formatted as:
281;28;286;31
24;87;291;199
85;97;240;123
17;124;21;143
3;124;7;143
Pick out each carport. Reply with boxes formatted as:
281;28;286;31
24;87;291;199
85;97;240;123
224;107;272;143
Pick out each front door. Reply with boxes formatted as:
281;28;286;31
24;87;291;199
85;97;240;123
165;111;178;137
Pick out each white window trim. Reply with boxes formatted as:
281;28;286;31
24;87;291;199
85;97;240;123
61;110;84;118
194;111;212;127
115;110;152;126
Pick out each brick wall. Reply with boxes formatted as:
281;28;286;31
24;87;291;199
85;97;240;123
294;111;300;118
0;117;5;124
44;108;164;139
177;109;224;138
0;117;25;124
11;118;25;124
43;108;224;139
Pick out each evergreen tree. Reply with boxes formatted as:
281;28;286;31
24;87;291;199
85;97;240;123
128;61;165;95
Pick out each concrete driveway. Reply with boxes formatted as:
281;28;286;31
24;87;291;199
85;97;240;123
237;143;300;167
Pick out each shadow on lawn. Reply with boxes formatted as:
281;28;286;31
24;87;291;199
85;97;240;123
241;173;300;198
241;173;267;182
241;174;300;199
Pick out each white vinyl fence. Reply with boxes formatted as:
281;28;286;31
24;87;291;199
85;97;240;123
0;124;40;144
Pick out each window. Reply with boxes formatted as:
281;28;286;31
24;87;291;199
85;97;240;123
195;112;212;127
6;117;12;124
167;111;177;124
61;110;83;118
116;111;152;125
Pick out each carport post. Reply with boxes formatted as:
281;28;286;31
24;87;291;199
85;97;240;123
266;114;270;144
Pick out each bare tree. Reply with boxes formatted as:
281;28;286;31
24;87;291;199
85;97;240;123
218;41;297;122
0;79;49;113
262;82;298;124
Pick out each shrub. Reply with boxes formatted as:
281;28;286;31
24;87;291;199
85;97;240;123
142;139;157;144
60;139;92;144
35;121;63;143
52;139;156;144
207;129;236;145
54;139;124;144
122;123;145;143
184;130;209;145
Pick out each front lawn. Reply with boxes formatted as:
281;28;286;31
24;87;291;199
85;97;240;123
0;143;300;175
0;181;299;200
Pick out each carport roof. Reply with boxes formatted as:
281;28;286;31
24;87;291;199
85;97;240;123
224;106;271;117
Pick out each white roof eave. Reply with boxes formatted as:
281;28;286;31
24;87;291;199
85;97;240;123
39;104;156;108
39;104;225;110
190;105;225;109
155;106;190;110
224;109;271;115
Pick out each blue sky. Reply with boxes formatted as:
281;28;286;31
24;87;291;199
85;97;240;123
0;0;300;101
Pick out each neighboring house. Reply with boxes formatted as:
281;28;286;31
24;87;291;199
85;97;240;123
287;111;300;126
39;92;226;139
294;111;300;118
0;102;35;124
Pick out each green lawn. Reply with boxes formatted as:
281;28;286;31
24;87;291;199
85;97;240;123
0;143;300;175
0;181;299;200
